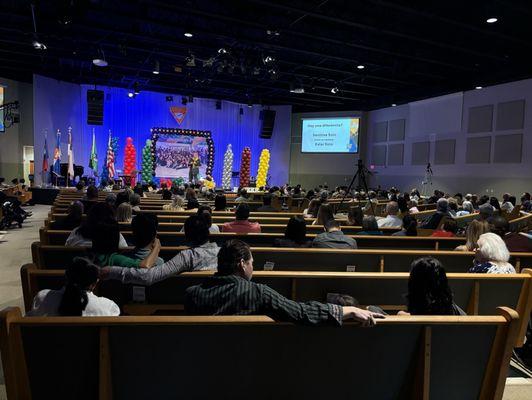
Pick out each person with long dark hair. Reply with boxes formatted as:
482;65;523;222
404;257;465;315
52;201;84;230
214;194;227;211
28;257;120;316
275;216;311;247
392;215;418;236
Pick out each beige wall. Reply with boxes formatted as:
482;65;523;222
0;77;34;181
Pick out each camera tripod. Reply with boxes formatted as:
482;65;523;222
339;159;375;215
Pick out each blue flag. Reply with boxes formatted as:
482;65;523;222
52;129;62;176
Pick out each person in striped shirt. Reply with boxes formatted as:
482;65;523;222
185;240;384;327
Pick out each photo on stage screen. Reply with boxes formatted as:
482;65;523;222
154;133;210;179
301;117;360;153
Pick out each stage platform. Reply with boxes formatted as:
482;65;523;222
29;187;60;205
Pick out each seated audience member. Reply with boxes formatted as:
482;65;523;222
471;194;479;210
235;188;249;203
469;232;515;274
27;257;120;317
53;201;84;230
115;191;131;207
490;216;532;252
447;198;459;217
456;200;474;216
400;257;465;315
478;203;495;221
410;188;420;201
133;182;144;197
357;216;383;235
461;195;473;212
186;198;200;210
257;194;277;212
312;219;357;249
185;187;197;201
312;203;335;226
82;184;99;212
130;193;141;212
197;205;220;233
362;191;378;213
392;215;418;236
304;198;322;218
127;214;164;266
163;194;185;211
275;216;311;248
408;199;420;214
397;196;409;215
66;203;128;248
489;197;501;211
92;221;160;268
377;202;402;228
162;187;172;200
116;202;133;223
431;219;458;237
102;216;219;285
214;194;228;211
478;195;490;207
75;182;84;193
520;193;531;213
184;240;382;326
105;193;117;208
455;219;490;251
223;203;261;233
347;207;364;226
500;194;515;213
420;198;450;229
454;193;464;206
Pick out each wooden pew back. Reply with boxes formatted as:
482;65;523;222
0;307;519;400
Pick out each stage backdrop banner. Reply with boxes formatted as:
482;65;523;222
33;74;291;186
151;127;214;180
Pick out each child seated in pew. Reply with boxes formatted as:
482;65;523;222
66;202;129;248
27;257;120;316
100;215;219;286
92;221;161;269
127;214;164;267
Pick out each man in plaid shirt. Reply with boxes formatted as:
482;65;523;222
185;240;384;326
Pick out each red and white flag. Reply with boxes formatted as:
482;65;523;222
106;130;115;179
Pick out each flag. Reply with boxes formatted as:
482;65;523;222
89;128;98;173
106;130;115;179
42;134;49;173
52;129;61;176
67;127;74;178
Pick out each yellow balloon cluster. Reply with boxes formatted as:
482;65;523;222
256;149;270;188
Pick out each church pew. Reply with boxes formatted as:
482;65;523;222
46;217;399;235
29;242;532;272
39;228;465;250
0;306;519;400
509;212;532;232
20;265;532;347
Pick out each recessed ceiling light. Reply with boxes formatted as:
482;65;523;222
152;60;160;75
184;32;193;38
331;87;339;94
32;40;47;50
391;103;397;107
92;58;108;67
218;48;228;54
475;86;483;90
127;92;134;98
357;65;365;69
486;17;498;23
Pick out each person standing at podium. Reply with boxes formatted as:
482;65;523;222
188;152;201;184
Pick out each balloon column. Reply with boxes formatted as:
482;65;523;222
239;147;251;187
255;149;270;188
222;144;234;190
123;137;137;185
141;139;154;184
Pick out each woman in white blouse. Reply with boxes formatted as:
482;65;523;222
28;257;120;316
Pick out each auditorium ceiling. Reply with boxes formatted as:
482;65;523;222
1;0;532;111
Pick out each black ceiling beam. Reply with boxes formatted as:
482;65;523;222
149;1;479;71
246;0;511;60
